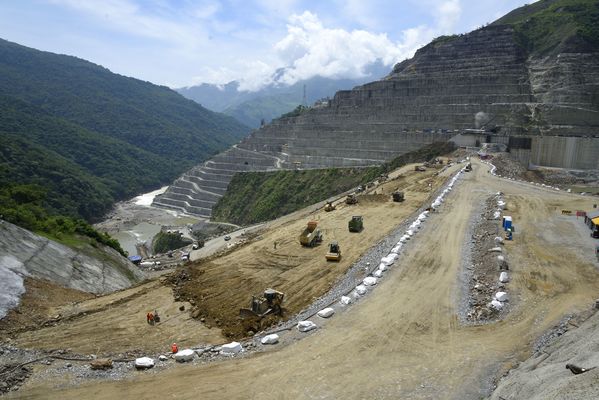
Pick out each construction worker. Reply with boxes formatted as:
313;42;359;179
146;312;152;324
148;311;154;325
153;309;160;323
171;343;178;353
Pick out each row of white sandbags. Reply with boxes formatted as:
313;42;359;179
298;169;466;338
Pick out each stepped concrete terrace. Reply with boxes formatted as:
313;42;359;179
154;25;599;218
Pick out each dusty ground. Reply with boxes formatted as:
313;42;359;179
8;159;599;399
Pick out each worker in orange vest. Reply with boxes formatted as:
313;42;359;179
171;343;178;353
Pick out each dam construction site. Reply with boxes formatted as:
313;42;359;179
2;1;599;399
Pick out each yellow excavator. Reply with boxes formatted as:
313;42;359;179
325;241;341;261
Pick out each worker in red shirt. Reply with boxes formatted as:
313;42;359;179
171;343;178;353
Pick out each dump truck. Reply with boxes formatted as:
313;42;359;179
348;216;363;232
392;191;405;202
299;221;323;247
325;242;341;261
345;194;358;205
324;202;336;212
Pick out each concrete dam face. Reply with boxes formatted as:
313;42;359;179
154;24;599;219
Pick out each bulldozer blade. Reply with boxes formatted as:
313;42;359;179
239;308;260;319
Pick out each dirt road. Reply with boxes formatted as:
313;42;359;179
13;159;599;399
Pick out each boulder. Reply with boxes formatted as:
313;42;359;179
134;357;155;369
317;308;335;318
495;291;509;302
373;270;383;278
490;300;504;309
260;334;279;345
174;349;195;362
158;355;168;361
297;320;317;332
221;342;243;354
378;263;388;271
355;284;367;295
499;272;509;283
340;296;352;305
363;277;378;286
90;358;113;370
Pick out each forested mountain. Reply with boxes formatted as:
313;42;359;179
0;38;249;215
0;38;249;247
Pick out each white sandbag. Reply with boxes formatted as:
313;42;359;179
374;269;383;278
340;296;352;305
497;255;505;262
158;355;168;361
135;357;155;369
355;284;367;295
488;247;502;252
391;245;401;253
221;342;243;354
297;320;317;332
261;334;279;345
363;277;378;286
378;263;388;272
499;272;509;283
493;211;501;220
494;236;504;244
174;349;195;362
317;308;335;318
495;292;509;302
497;201;506;209
406;230;414;237
490;300;504;310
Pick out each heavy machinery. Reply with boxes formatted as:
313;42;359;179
465;162;472;172
345;194;358;205
324;202;336;212
239;288;285;320
348;216;363;232
414;165;426;172
299;221;323;247
325;241;341;261
392;191;405;202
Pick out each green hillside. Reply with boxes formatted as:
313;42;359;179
212;142;455;225
493;0;599;56
0;39;249;224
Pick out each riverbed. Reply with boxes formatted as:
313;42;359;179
95;186;201;256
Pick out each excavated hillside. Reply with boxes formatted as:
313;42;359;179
154;0;599;219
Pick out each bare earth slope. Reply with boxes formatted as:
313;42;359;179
11;159;599;399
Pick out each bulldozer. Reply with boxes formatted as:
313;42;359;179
345;194;358;205
392;191;405;202
348;216;363;232
239;288;284;320
299;221;323;247
239;289;285;333
324;202;336;212
414;165;426;172
325;241;341;261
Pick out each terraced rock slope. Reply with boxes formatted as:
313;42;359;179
154;1;599;218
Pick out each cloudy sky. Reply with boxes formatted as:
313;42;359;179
0;0;535;90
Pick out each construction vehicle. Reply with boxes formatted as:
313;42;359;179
392;191;405;202
465;162;472;172
414;165;426;172
345;194;358;205
325;242;341;261
324;202;336;212
239;288;284;319
348;216;363;232
299;221;323;247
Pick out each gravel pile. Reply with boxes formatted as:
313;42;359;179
460;194;510;323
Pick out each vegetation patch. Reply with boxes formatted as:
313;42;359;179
212;142;455;225
493;0;599;56
153;231;193;254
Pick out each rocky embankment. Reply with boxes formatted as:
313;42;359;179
490;307;599;400
462;193;511;322
0;221;144;319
